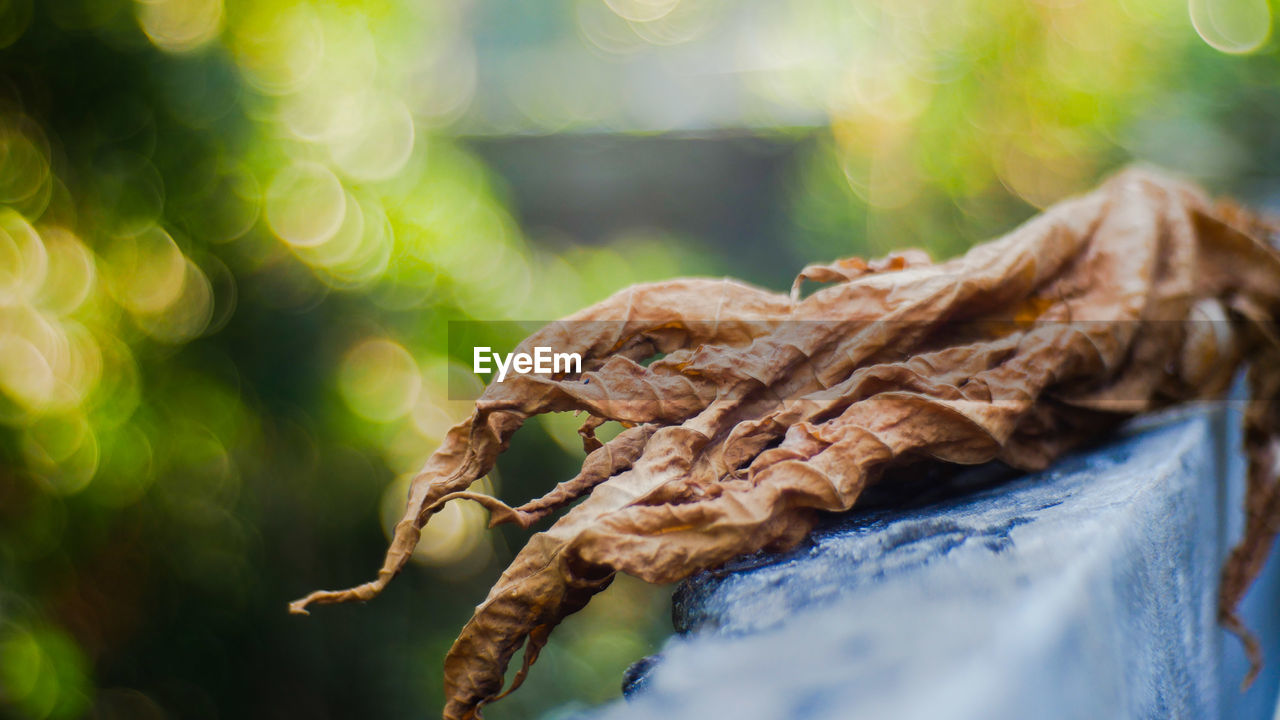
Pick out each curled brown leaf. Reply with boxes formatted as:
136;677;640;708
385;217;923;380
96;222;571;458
292;167;1280;719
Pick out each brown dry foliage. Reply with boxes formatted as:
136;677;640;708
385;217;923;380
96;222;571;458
291;168;1280;719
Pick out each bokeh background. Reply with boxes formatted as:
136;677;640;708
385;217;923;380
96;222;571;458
0;0;1278;717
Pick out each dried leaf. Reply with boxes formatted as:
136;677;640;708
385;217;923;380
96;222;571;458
292;168;1280;719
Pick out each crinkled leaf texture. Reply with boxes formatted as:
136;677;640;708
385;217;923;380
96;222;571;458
292;168;1280;720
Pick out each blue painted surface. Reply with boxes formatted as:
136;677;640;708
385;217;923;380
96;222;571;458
593;402;1280;720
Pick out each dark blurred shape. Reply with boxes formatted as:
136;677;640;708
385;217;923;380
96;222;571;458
468;133;807;287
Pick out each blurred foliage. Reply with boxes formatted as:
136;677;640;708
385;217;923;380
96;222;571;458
0;0;1279;717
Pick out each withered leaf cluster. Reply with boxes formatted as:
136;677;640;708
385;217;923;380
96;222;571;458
292;168;1280;720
